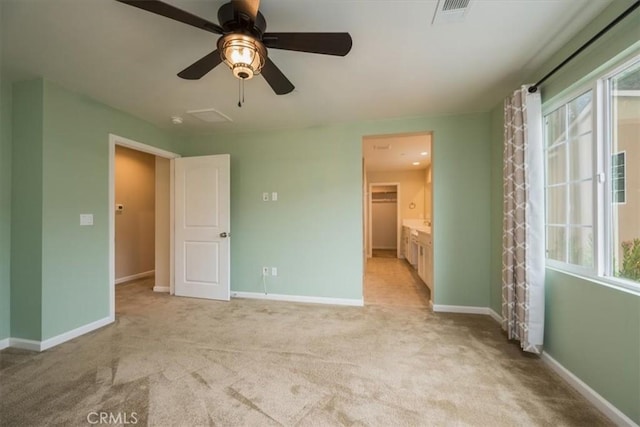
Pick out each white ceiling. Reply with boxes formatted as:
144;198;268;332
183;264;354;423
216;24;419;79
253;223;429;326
1;0;611;133
363;133;431;172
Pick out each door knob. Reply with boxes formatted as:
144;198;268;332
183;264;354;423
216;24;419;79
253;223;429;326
219;232;230;238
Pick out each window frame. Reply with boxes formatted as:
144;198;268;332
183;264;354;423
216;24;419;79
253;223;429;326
542;53;640;294
543;82;598;278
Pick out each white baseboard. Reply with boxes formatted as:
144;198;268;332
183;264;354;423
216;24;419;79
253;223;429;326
40;316;113;351
7;316;113;352
433;305;504;323
232;291;364;307
432;304;491;315
541;352;638;427
9;338;41;351
115;270;154;285
153;286;170;293
488;308;502;324
0;338;9;350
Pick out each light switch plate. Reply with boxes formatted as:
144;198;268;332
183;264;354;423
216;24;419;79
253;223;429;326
80;214;94;226
262;192;270;202
271;192;278;201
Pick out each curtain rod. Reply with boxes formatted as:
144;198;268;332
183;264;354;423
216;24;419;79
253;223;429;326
528;0;640;93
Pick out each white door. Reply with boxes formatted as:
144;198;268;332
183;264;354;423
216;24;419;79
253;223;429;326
174;154;230;300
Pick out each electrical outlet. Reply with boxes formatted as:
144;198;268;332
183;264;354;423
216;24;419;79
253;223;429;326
262;266;269;276
262;192;270;202
271;267;278;276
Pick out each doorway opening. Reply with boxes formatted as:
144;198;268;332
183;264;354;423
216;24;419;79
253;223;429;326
114;146;158;286
108;134;180;320
369;183;400;258
362;132;433;307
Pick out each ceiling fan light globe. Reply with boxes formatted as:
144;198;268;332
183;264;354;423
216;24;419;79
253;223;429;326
233;48;251;64
219;34;266;80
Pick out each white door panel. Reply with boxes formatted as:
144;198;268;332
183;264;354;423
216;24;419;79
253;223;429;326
185;167;219;227
175;155;230;300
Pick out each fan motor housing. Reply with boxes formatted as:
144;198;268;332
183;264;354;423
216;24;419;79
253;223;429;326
218;2;267;36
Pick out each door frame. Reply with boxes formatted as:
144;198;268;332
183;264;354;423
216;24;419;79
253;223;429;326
367;182;401;258
108;134;180;320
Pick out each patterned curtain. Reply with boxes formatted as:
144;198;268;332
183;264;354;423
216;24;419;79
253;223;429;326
502;85;545;354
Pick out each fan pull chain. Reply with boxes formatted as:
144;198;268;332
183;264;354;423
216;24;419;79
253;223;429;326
237;78;246;108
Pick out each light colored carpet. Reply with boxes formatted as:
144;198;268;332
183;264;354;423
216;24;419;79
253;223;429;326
0;277;611;426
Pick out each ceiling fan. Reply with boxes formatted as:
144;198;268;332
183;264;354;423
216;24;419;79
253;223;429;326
116;0;353;97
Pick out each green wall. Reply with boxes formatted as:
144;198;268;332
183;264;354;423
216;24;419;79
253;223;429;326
11;80;44;341
545;270;639;422
9;79;175;340
489;1;640;422
184;127;363;300
489;104;503;316
0;80;11;341
182;113;492;306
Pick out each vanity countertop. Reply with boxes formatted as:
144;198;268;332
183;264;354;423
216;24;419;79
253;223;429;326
403;219;431;235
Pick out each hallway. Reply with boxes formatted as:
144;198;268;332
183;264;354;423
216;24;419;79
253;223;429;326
364;255;431;308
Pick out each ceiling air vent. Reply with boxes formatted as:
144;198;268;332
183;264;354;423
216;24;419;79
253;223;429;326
442;0;470;11
186;108;232;123
432;0;472;25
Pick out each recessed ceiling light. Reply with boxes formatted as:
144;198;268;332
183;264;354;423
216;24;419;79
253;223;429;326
420;151;428;156
171;116;183;125
412;162;420;166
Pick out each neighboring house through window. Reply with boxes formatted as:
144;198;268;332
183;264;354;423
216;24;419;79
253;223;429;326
612;152;625;204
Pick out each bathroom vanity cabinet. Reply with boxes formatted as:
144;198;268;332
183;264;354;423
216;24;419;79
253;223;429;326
401;226;410;260
416;231;433;293
401;221;433;293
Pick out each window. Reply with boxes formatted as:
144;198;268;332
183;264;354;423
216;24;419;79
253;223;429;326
544;56;640;291
609;60;640;283
544;91;594;267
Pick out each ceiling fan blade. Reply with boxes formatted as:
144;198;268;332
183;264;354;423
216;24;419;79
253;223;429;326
177;50;223;80
262;33;352;56
261;58;294;95
231;0;260;22
116;0;223;34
